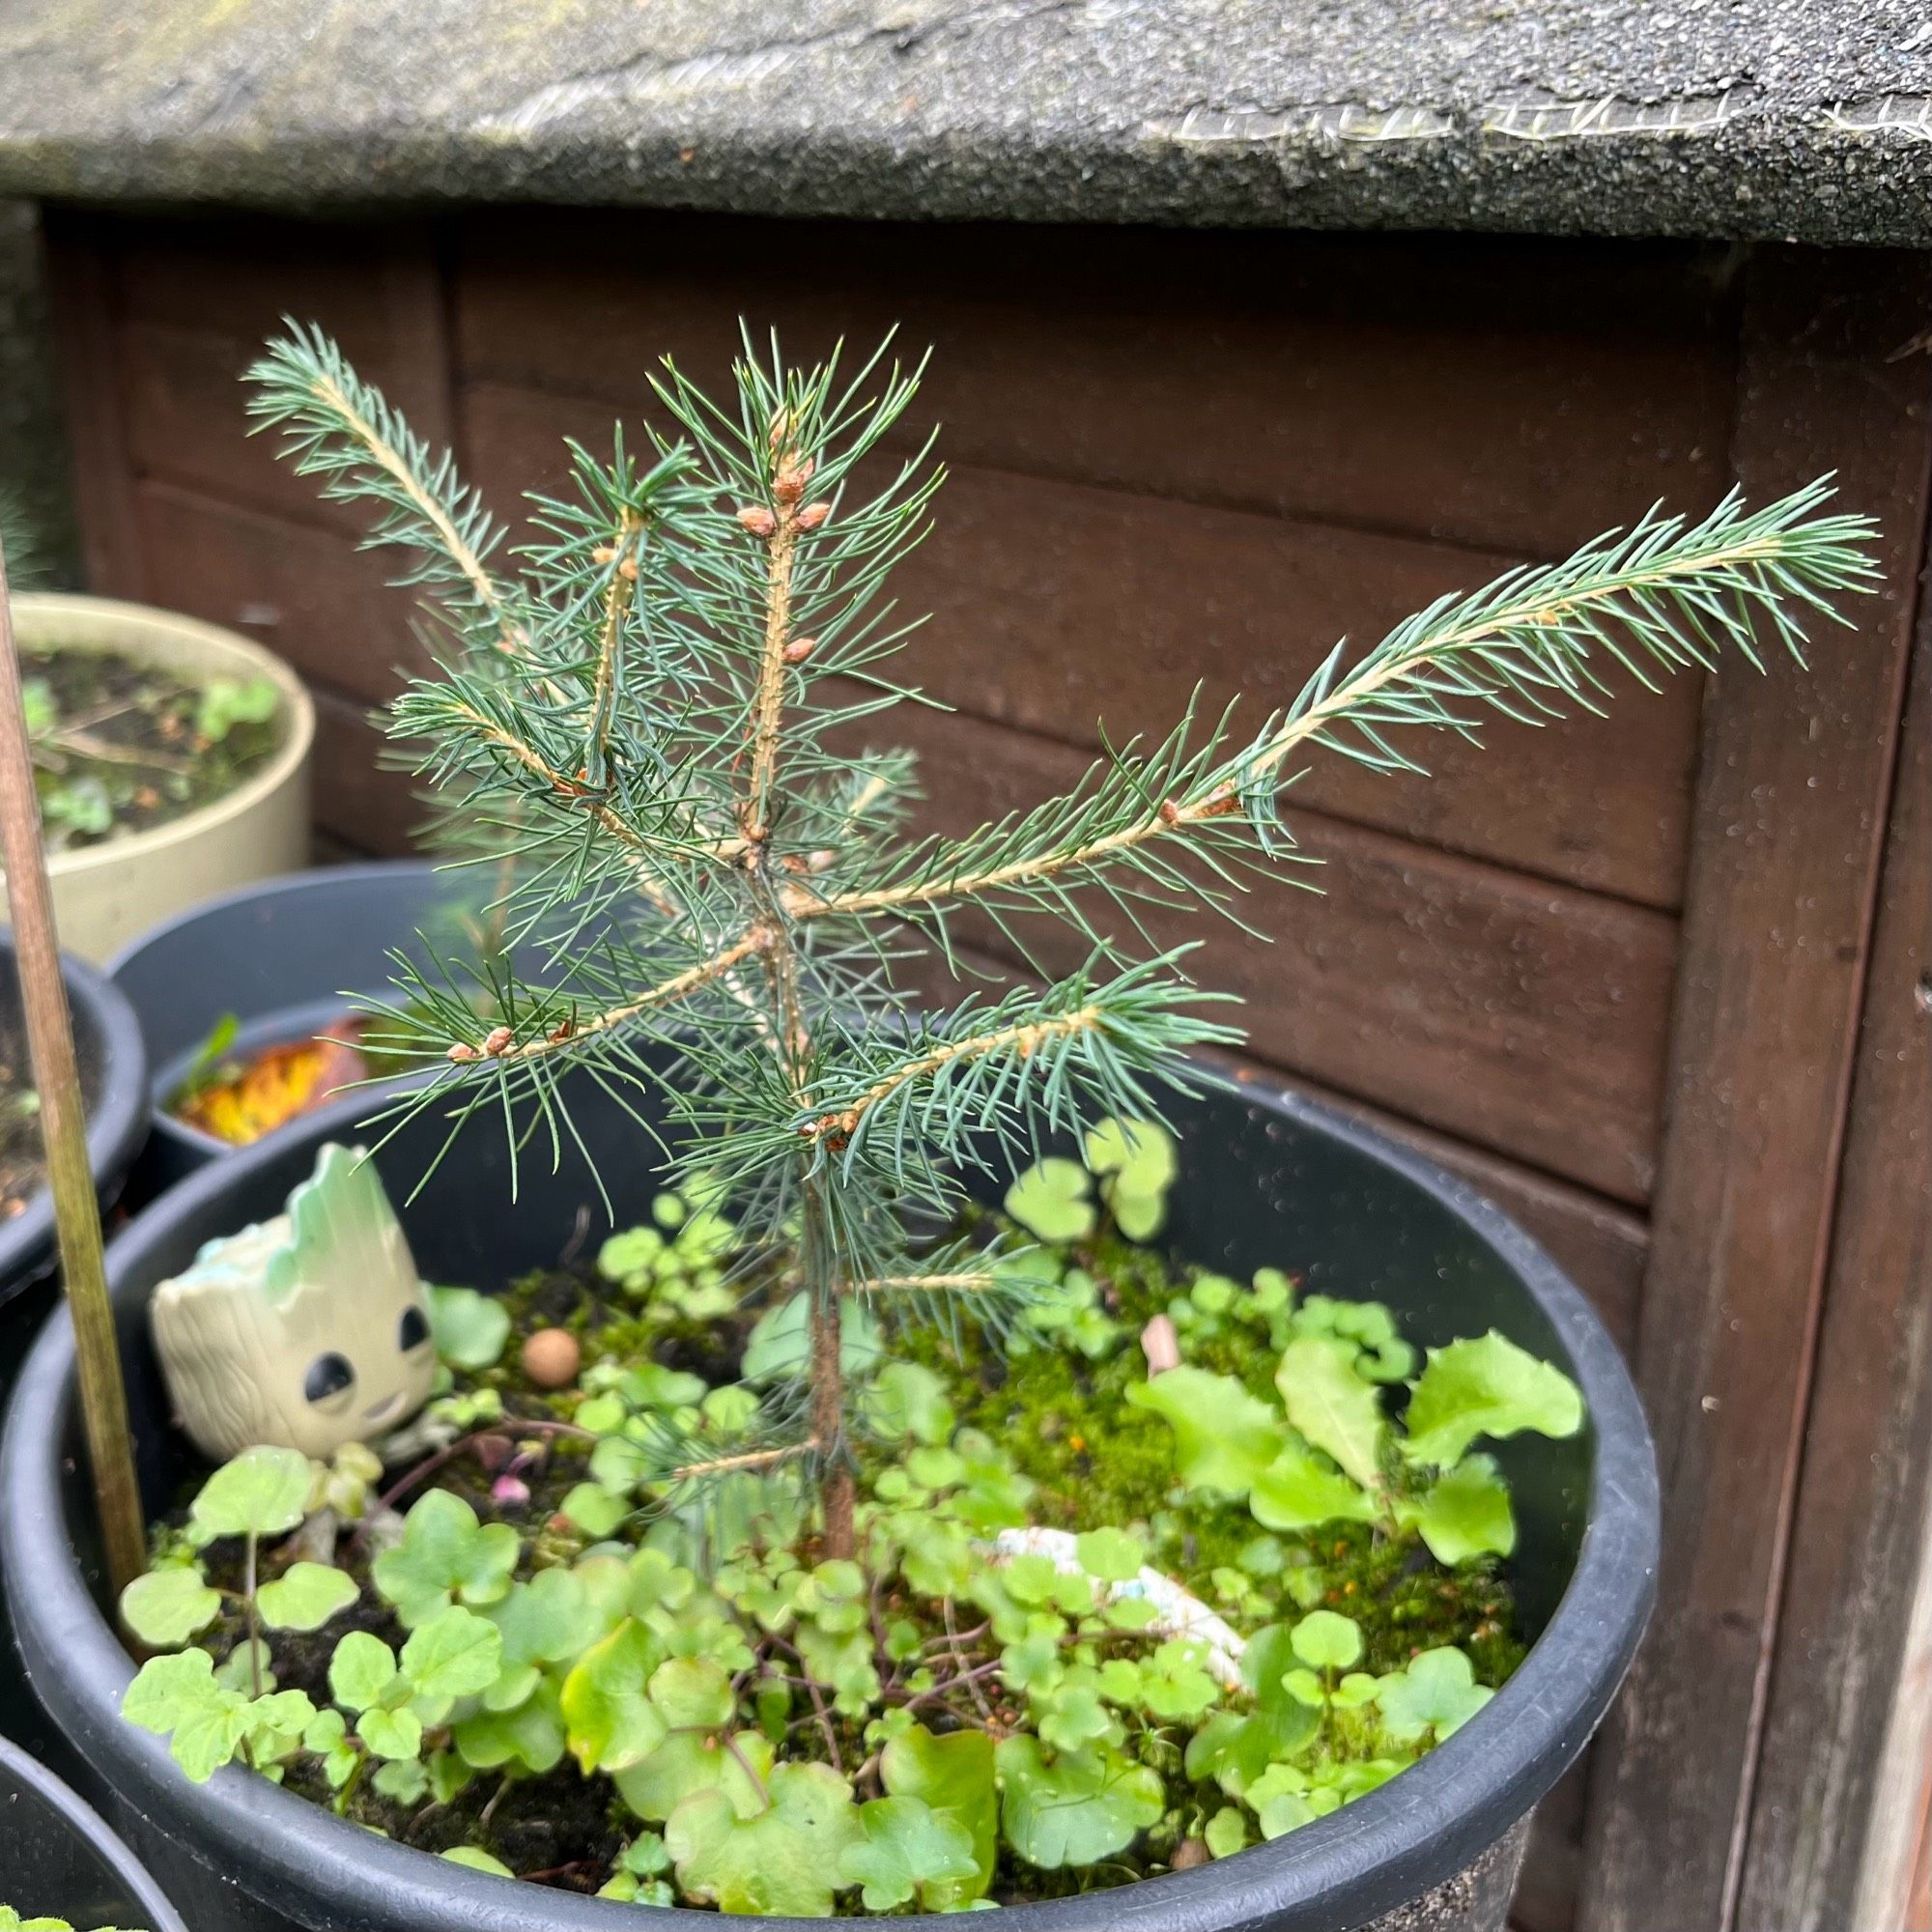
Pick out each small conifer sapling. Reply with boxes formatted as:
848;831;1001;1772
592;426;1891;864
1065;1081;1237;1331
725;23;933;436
246;325;1881;1562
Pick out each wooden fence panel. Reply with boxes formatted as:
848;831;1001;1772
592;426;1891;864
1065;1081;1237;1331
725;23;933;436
1578;247;1932;1932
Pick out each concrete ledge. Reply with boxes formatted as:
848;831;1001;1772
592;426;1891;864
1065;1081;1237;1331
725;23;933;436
4;0;1932;245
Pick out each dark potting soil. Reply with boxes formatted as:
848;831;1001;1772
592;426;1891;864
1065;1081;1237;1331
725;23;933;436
0;1041;41;1227
24;643;282;855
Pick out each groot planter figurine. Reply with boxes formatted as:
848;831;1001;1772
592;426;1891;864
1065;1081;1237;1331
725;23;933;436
152;1142;434;1460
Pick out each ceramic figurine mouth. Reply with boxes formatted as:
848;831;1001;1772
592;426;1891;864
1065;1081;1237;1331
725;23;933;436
363;1391;406;1424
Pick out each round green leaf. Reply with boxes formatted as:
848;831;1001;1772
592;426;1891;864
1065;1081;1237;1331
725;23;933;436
1375;1646;1494;1744
1073;1526;1146;1583
426;1286;510;1370
840;1794;980;1911
667;1761;861;1917
880;1722;997;1904
370;1488;519;1626
561;1619;668;1775
1003;1158;1095;1244
191;1446;313;1540
648;1656;736;1731
120;1567;222;1647
327;1630;399;1712
559;1481;628;1538
400;1605;503;1703
1290;1609;1364;1670
440;1847;513;1877
995;1736;1163;1869
1205;1805;1249;1859
867;1362;955;1446
257;1562;358;1633
355;1703;423;1761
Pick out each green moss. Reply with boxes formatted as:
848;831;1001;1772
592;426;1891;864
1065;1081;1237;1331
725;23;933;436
896;1217;1524;1687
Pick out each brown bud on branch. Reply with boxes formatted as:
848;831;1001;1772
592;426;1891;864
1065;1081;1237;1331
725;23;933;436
773;457;814;505
794;501;831;532
782;636;816;665
483;1025;515;1057
736;504;778;538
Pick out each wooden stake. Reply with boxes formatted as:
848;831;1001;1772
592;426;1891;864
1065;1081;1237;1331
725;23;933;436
0;542;145;1595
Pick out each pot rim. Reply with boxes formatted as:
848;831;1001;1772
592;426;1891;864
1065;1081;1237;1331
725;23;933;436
0;1068;1660;1932
0;1731;190;1932
0;932;151;1299
105;858;452;1163
10;592;316;888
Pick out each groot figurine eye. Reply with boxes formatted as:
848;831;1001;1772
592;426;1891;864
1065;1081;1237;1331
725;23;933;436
303;1351;355;1407
398;1307;430;1351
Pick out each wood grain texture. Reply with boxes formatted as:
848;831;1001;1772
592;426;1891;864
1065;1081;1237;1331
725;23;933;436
1578;248;1932;1932
118;306;455;539
113;214;441;368
453;213;1737;562
130;480;428;705
41;213;144;598
833;692;1674;1204
464;380;1704;909
1511;1762;1593;1932
307;680;419;855
1731;474;1932;1931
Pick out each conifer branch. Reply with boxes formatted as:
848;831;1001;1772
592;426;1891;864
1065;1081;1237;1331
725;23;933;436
245;323;523;658
800;1009;1105;1145
788;483;1879;936
448;925;776;1065
583;507;645;789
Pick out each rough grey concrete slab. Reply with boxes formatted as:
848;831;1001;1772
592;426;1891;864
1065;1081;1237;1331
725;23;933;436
2;1;1932;245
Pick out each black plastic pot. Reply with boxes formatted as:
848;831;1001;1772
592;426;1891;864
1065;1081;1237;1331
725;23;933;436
105;860;484;1203
1;1065;1658;1932
0;930;149;1310
0;1732;187;1931
0;932;148;1768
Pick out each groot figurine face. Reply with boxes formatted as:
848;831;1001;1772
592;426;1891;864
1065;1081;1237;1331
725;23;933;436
151;1143;436;1462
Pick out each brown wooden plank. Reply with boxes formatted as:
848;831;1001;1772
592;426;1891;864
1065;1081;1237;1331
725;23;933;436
307;680;418;857
113;215;440;368
114;223;454;538
129;481;423;705
119;322;398;535
453;213;1737;562
464;381;1704;911
1577;248;1932;1932
839;696;1674;1205
41;211;144;598
1731;466;1932;1930
1510;1762;1592;1932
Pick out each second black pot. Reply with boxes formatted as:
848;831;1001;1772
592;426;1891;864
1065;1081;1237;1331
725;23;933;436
2;1065;1658;1932
0;929;149;1310
0;1731;187;1932
105;859;487;1201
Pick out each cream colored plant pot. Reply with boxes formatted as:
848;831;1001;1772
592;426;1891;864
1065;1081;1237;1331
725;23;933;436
2;593;315;963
